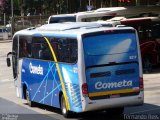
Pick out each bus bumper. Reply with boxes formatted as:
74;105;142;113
82;91;144;112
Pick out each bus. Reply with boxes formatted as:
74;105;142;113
95;5;160;18
48;6;160;24
7;22;144;117
48;10;116;24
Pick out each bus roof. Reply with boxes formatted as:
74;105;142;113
107;16;160;24
14;22;134;38
49;10;111;17
95;5;160;17
48;10;116;23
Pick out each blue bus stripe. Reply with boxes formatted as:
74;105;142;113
51;68;57;105
43;75;48;104
50;65;60;91
32;63;55;101
39;84;61;103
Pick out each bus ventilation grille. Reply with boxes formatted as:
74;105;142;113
65;83;82;108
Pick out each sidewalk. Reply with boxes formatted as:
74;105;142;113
0;39;12;43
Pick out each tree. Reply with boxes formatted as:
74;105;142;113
0;0;11;15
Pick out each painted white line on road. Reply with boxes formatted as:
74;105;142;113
9;86;15;89
130;107;160;114
0;79;13;83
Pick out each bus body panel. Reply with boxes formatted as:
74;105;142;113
21;58;82;112
82;92;143;112
15;59;23;98
86;63;140;99
80;29;143;112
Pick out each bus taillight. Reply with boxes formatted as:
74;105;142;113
82;83;88;97
140;77;144;90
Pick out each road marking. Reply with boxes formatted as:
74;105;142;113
0;79;12;83
129;107;160;114
9;86;15;89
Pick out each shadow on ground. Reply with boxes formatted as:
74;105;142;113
29;102;160;120
0;97;57;120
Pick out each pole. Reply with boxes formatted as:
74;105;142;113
136;0;140;6
11;0;13;17
110;0;112;7
4;13;6;27
11;0;13;37
89;0;91;7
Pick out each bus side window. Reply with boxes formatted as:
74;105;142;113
41;42;53;61
19;36;31;58
50;40;59;61
12;35;18;78
31;37;53;61
31;43;42;59
57;38;77;63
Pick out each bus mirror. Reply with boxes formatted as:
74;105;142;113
6;58;11;67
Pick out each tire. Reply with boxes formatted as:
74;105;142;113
26;90;34;107
60;94;72;118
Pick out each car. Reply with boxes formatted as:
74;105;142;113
0;28;9;40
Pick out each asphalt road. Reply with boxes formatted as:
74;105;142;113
0;42;160;120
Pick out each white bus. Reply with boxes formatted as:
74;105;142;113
48;11;115;23
7;22;144;118
95;5;160;18
48;6;160;24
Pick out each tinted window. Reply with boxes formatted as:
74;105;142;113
55;37;77;63
32;37;53;61
49;16;76;23
19;36;32;58
81;16;114;22
152;24;160;38
31;36;77;63
12;35;18;78
83;32;136;55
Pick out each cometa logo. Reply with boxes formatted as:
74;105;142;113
29;63;43;75
95;80;132;90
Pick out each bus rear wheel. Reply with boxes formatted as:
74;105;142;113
60;94;72;118
26;90;34;107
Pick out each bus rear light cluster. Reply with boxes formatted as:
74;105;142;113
82;83;88;97
140;77;144;90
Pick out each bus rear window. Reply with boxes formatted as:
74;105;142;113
83;32;137;55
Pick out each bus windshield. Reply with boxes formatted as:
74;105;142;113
83;32;137;56
49;16;76;23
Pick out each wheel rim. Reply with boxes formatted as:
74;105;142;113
26;91;30;104
62;96;67;114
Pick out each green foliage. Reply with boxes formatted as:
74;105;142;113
0;0;72;16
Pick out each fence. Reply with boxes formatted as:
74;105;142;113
11;15;50;35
